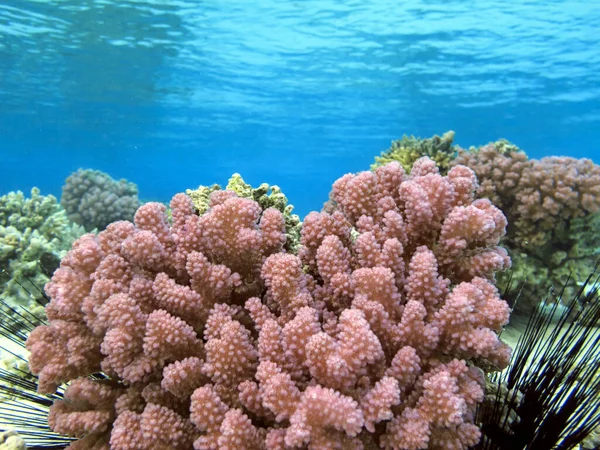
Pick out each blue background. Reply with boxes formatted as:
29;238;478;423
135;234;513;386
1;0;599;216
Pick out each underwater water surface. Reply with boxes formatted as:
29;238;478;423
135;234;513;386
1;0;599;214
2;1;600;449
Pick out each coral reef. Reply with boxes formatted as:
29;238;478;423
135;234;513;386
186;173;302;253
0;188;84;314
61;169;140;231
371;131;457;174
26;160;511;449
452;141;600;311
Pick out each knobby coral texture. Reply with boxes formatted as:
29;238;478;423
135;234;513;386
61;169;140;231
453;145;600;247
26;158;512;450
452;145;600;310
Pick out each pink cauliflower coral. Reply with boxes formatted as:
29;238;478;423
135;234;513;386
27;159;511;450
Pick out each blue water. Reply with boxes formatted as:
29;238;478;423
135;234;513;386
1;0;599;217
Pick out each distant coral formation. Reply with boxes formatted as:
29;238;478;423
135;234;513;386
0;430;26;450
186;173;302;253
26;159;511;449
452;141;600;311
61;169;140;231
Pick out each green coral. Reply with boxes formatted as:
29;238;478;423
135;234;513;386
185;183;221;216
186;174;302;253
372;130;457;174
0;188;85;315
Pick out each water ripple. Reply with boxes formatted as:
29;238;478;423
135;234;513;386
0;0;599;215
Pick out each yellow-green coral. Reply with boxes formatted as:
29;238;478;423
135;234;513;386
0;188;85;311
0;347;36;402
0;430;26;450
225;173;255;200
185;183;221;216
0;188;65;240
488;138;521;156
186;174;302;253
372;130;457;174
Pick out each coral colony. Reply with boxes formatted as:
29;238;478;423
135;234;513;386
23;158;514;449
61;169;140;232
373;133;600;314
